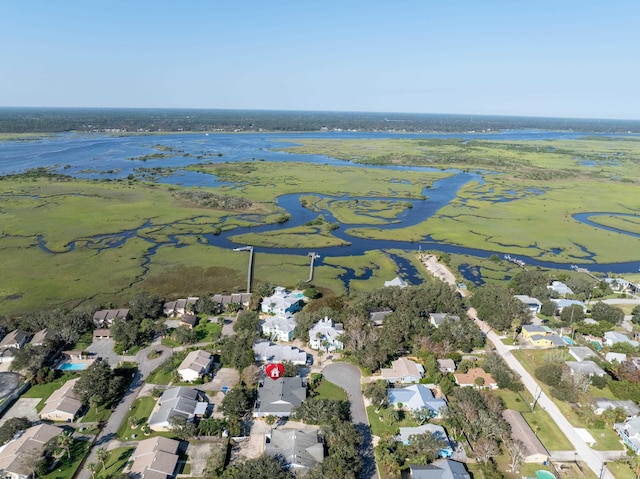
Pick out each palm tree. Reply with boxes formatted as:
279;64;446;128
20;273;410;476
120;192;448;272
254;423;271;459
96;447;109;470
57;431;73;460
86;462;97;479
128;415;139;429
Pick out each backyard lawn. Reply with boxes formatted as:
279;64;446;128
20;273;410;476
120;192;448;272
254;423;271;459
42;439;90;479
366;405;418;437
95;446;135;479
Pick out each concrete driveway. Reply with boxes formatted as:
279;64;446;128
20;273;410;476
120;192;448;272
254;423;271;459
0;398;40;425
86;339;123;366
323;363;378;479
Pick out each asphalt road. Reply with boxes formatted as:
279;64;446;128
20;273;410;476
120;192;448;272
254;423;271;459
324;363;379;479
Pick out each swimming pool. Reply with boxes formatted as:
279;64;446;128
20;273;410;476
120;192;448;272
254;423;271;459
57;362;88;371
536;470;556;479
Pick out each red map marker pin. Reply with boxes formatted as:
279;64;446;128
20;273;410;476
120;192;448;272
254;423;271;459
265;363;284;380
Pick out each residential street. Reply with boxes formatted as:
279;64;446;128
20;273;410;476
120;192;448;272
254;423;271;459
469;309;622;479
75;343;172;479
324;363;379;479
421;256;621;479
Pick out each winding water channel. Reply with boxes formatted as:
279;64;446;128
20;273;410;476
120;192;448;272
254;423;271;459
1;131;639;286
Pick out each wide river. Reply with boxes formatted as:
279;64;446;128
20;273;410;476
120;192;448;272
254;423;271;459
1;130;638;284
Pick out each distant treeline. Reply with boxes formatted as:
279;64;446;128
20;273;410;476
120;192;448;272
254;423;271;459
1;107;640;133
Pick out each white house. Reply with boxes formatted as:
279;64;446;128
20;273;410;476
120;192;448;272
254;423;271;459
177;350;214;383
261;313;296;342
514;295;542;314
547;281;574;297
262;287;305;315
604;331;639;348
308;317;344;351
606;352;627;363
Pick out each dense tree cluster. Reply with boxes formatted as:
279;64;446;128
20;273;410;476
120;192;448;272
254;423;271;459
339;281;469;371
590;301;624;325
470;283;530;332
444;387;508;461
3;108;638;134
220;311;260;370
0;306;93;345
172;190;252;210
73;358;128;408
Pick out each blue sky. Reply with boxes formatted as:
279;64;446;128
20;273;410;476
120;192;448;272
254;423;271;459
1;1;638;119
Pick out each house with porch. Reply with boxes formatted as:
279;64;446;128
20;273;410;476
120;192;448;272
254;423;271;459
254;377;307;418
261;313;296;342
261;287;305;315
381;357;425;383
388;384;446;416
309;317;344;351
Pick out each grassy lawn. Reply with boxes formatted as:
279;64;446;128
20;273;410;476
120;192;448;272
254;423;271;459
512;349;625;451
117;396;157;440
96;446;134;479
80;404;112;424
146;351;188;385
314;378;347;401
42;439;91;479
608;461;636;479
366;405;418;437
194;319;223;342
495;388;575;452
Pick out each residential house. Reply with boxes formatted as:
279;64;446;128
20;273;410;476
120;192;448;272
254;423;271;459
92;308;130;327
0;329;31;351
148;387;208;431
254;377;306;418
179;312;198;329
429;313;461;329
128;436;180;479
548;281;574;297
454;368;498;389
437;359;456;373
163;297;198;317
388;384;446;416
369;308;393;328
552;299;588;313
566;361;607;377
261;287;305;315
514;295;542;314
265;428;324;470
397;424;453;457
615;416;640;453
595;398;640;418
29;328;56;346
606;352;627;363
40;378;82;422
253;340;307;365
521;325;565;348
409;459;471;479
308;317;344;351
605;278;637;294
604;331;639;348
384;276;408;288
0;424;62;479
211;293;252;308
177;350;214;383
381;358;425;383
569;346;598;362
502;410;549;463
261;313;296;342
